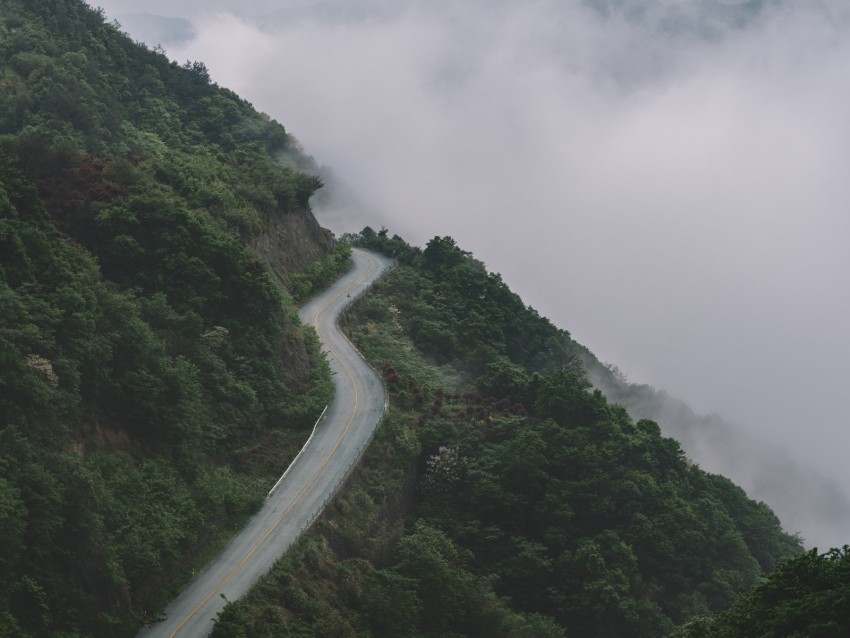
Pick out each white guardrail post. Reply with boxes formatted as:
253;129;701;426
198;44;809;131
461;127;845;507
267;405;328;498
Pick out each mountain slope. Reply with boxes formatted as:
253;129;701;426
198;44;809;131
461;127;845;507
0;1;346;635
212;230;802;637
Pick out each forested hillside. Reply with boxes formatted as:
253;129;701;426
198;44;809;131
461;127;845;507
213;229;803;637
0;1;348;635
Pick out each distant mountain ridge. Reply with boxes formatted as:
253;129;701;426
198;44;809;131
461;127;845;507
585;353;850;550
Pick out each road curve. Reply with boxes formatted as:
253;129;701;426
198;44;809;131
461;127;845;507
138;247;393;638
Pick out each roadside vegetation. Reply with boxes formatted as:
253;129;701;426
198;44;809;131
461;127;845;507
287;242;353;304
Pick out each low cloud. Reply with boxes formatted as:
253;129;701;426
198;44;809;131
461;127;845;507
95;0;850;547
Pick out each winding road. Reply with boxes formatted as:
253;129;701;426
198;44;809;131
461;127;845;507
138;247;393;637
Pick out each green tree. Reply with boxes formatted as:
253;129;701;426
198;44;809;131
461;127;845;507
476;359;531;404
674;547;850;638
360;570;422;637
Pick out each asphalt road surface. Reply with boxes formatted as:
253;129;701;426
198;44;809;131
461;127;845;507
138;247;393;637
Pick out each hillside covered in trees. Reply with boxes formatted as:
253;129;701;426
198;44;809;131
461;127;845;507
0;1;350;635
211;230;808;638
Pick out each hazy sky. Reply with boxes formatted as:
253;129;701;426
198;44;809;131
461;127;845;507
96;0;850;546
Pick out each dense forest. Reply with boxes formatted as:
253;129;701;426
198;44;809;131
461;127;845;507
211;230;813;637
0;1;350;635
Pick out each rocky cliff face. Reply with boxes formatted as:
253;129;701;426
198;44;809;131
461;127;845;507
254;206;336;288
254;203;335;388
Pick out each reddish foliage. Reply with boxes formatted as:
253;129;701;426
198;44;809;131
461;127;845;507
382;364;401;385
11;136;126;220
430;398;443;415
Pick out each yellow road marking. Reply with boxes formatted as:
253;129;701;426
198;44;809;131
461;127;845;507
169;252;379;637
